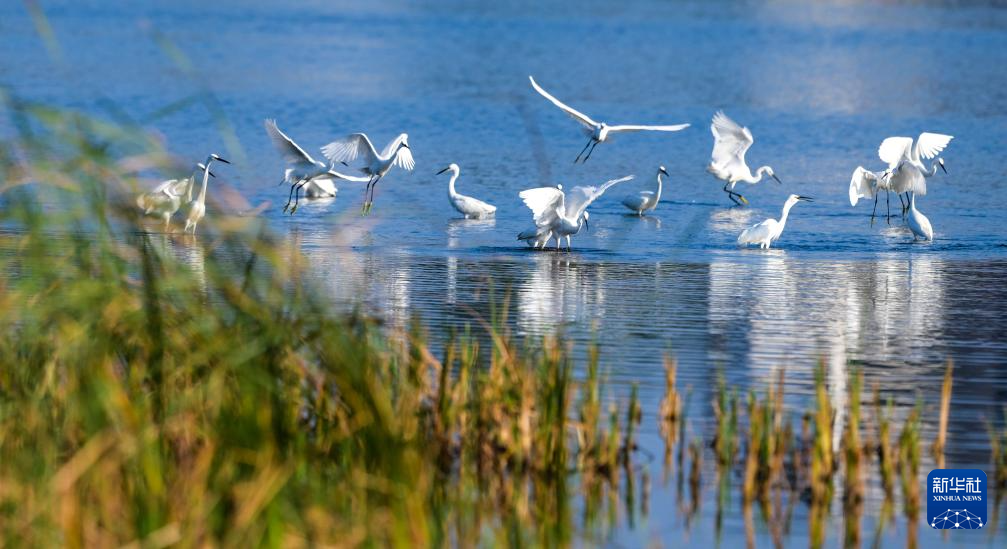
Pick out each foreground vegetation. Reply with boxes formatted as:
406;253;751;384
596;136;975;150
1;93;1006;548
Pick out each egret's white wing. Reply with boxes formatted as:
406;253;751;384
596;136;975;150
564;175;635;220
455;195;496;215
738;219;776;244
528;76;597;129
519;187;565;227
328;169;371;182
878;136;913;169
265;119;317;167
150;177;182;195
912;132;953;162
848;166;878;206
606;123;690;133
393;145;415;171
321;133;380;166
710;111;754;169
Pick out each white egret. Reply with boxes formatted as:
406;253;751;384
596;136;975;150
185;160;216;233
878;132;951;212
321;131;415;214
906;192;934;241
707;111;781;205
263;119;370;214
438;163;496;219
848;165;898;225
518;175;634;250
737;194;813;249
137;162;215;231
622;166;668;215
528;76;689;163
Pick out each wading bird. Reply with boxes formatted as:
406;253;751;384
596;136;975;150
264;119;370;214
528;76;689;163
137;162;215;231
878;132;951;213
707;111;781;206
322;132;415;214
906;192;934;241
518;175;634;250
183;161;216;234
438;163;496;219
848;165;896;225
622;166;668;215
737;194;812;249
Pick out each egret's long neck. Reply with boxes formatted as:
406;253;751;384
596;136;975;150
743;166;766;184
196;166;210;205
778;200;796;229
447;171;459;198
655;173;663;203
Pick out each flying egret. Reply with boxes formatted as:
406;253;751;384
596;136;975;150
263;119;370;214
321;131;415;214
848;165;899;225
878;132;952;212
137;162;215;231
518;175;634;251
183;161;216;234
438;163;496;219
707;111;781;206
528;76;689;163
622;166;669;215
906;192;934;241
737;194;812;249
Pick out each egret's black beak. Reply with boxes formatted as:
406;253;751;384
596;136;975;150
939;161;947;174
340;161;349;167
208;171;217;178
403;143;410;149
437;167;450;175
659;168;669;177
215;157;231;164
797;195;813;202
772;174;782;184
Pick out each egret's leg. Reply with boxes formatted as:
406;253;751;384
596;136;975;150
361;176;375;213
870;194;878;227
574;139;593;163
566;235;572;251
284;179;304;212
291;179;309;214
903;192;911;216
886;191;891;225
723;183;741;206
582;141;599;163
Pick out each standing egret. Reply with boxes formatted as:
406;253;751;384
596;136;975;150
906;192;934;241
707;111;781;206
183;161;216;234
263;119;370;214
528;76;689;163
438;163;496;219
137;162;215;231
878;132;952;212
518;175;634;251
737;194;812;249
622;166;669;215
321;132;415;214
848;165;897;225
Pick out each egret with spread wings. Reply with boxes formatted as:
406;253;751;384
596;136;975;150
707;111;781;206
264;119;370;214
848;165;899;225
737;194;812;249
528;76;689;163
321;132;414;214
877;132;951;214
518;175;634;251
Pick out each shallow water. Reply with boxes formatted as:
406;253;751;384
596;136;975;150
3;0;1007;545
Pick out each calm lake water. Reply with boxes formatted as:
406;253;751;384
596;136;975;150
3;0;1007;545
